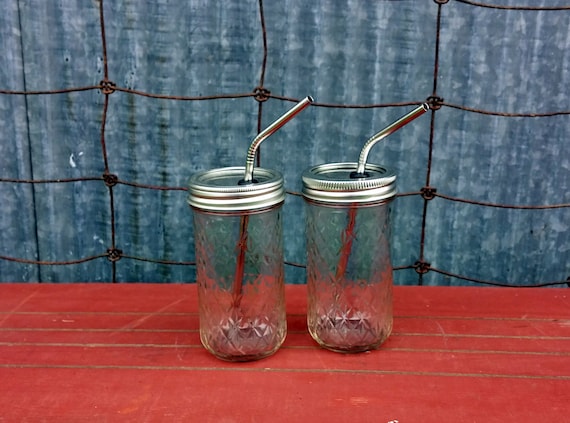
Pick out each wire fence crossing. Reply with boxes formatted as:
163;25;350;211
1;0;569;286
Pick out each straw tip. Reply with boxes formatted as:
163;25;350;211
238;178;258;185
306;95;314;103
350;171;370;179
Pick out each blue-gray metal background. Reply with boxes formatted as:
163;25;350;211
1;0;569;285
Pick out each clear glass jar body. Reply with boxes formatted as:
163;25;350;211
192;205;286;361
304;199;393;353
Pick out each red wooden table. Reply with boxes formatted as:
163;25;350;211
0;284;568;422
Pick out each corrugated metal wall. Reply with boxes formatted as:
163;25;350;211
1;0;569;285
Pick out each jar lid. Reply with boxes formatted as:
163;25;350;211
188;166;284;212
302;162;397;204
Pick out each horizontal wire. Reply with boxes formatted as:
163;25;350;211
397;191;424;198
120;255;195;266
0;177;103;184
0;85;100;95
1;253;567;288
429;266;570;288
2;178;568;210
434;192;570;209
284;261;306;269
116;180;187;191
0;254;107;266
455;0;570;11
444;102;570;118
269;93;424;109
3;86;570;118
113;86;255;101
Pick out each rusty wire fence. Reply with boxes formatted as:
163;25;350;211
1;0;570;286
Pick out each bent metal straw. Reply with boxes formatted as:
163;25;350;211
241;96;314;184
354;103;429;177
336;103;430;282
233;96;313;307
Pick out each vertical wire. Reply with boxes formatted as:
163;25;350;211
258;0;268;90
16;0;42;281
256;102;263;167
99;0;109;80
231;0;270;300
418;1;444;285
98;0;111;174
256;0;269;166
108;179;117;283
98;0;117;282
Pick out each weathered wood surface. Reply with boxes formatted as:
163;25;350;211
0;283;568;422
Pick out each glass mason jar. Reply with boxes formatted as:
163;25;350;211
188;167;286;361
302;162;396;353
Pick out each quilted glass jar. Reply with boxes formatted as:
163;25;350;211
188;167;286;361
302;162;396;353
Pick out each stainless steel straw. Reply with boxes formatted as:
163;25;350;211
241;96;314;184
335;103;430;283
353;103;429;177
232;96;313;307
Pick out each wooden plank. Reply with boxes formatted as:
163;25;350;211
394;286;570;319
2;309;567;338
0;283;198;313
0;367;568;423
1;327;569;355
3;284;569;318
1;342;568;379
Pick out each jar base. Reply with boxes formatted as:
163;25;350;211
201;315;286;362
205;348;281;362
309;312;392;353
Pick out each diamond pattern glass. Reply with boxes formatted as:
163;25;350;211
305;201;393;352
193;206;286;361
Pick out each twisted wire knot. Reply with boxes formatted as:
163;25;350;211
253;86;271;102
421;186;438;200
106;248;123;262
414;260;431;275
426;96;444;110
102;173;118;187
100;79;116;94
